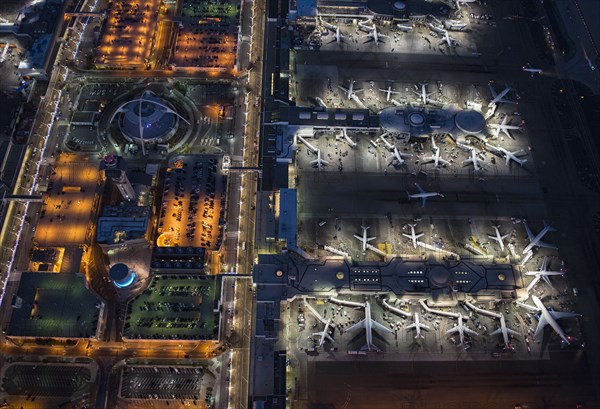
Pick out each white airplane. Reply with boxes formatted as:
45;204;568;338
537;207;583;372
490;313;520;350
522;63;542;77
407;183;444;208
378;85;401;102
487;225;509;252
319;17;338;32
522;220;558;254
362;25;389;45
440;30;458;47
353;225;376;252
582;45;596;71
379;133;395;150
489;116;523;139
524;256;565;292
407;313;430;339
312;318;335;348
444;19;467;31
488;84;516;107
315;97;328;108
402;224;424;248
518;295;580;345
446;313;478;346
422;137;450;168
453;0;477;8
345;301;393;351
310;149;328;170
338;80;363;100
485;143;527;166
413;83;433;105
396;24;413;32
461;149;485;172
327;26;346;44
388;145;412;167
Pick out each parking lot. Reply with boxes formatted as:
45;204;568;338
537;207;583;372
173;0;239;70
119;364;215;406
1;363;94;397
96;0;161;68
156;155;226;250
123;275;219;340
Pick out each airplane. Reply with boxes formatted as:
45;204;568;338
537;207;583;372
396;24;413;32
490;313;520;350
522;220;558;254
402;224;424;248
444;19;467;31
319;17;338;32
315;97;328;108
379;133;396;150
422;137;450;168
343;130;357;147
412;83;433;105
407;313;430;339
489;116;523;139
485;143;527;166
310;149;328;170
487;225;509;252
338;80;363;100
353;225;376;252
440;30;458;47
524;256;565;292
387;145;412;167
407;183;444;208
378;85;401;102
345;301;393;351
522;63;542;77
461;149;485;173
446;313;479;346
312;318;335;348
453;0;477;8
518;295;580;344
582;44;596;71
303;299;335;348
327;26;346;44
488;84;516;107
362;24;389;45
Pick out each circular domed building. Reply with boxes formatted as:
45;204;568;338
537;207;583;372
109;263;136;289
113;91;188;145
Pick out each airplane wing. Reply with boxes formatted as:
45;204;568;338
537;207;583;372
438;158;450;166
421;197;427;208
402;233;412;239
489;327;502;336
353;234;363;241
535;240;558;250
415;183;425;193
337;84;349;93
416;233;424;239
463;326;479;336
533;315;548;340
516;301;540;313
506;328;520;337
549;311;580;320
446;325;459;335
345;319;366;333
406;322;417;329
523;221;534;242
367;236;376;241
487;234;500;242
371;319;394;334
419;323;431;331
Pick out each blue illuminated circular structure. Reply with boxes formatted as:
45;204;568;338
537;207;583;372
109;263;136;289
